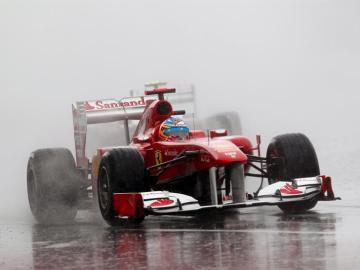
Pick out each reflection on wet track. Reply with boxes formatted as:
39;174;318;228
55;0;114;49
1;203;359;270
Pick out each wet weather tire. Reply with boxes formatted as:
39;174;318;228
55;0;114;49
266;133;320;213
97;148;146;226
27;148;80;224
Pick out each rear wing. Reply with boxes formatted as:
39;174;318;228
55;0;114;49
72;96;155;171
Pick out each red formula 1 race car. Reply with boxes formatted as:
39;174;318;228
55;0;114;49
27;87;339;225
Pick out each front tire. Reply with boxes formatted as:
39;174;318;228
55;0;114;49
97;148;147;226
266;133;320;213
27;148;80;224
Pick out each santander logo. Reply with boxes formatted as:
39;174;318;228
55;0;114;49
84;102;96;111
150;199;174;208
85;96;152;112
280;183;302;195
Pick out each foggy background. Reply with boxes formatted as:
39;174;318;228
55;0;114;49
1;0;359;220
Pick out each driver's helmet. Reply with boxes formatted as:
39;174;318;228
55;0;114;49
159;116;190;141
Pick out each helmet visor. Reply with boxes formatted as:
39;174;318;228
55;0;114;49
163;126;189;141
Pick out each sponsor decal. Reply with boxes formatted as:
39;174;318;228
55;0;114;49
155;150;163;165
84;102;96;111
150;199;174;208
84;96;150;112
201;155;210;163
141;191;170;199
211;143;238;153
164;149;178;157
223;195;233;201
280;183;302;195
225;152;237;158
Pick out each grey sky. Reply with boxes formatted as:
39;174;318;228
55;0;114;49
1;0;359;217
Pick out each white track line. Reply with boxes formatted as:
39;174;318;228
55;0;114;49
123;228;334;235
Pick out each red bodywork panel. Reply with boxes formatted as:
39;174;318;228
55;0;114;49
113;193;144;217
133;136;252;183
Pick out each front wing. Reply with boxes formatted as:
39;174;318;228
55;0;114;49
112;176;337;217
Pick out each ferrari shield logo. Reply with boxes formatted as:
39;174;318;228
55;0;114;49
155;150;162;165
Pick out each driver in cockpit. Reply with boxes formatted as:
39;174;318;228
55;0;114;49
158;116;190;141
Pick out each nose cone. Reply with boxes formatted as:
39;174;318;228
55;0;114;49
203;140;248;165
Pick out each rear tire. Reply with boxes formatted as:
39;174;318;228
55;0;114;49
97;148;147;226
27;148;80;224
266;133;320;213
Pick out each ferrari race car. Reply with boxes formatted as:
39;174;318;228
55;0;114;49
27;86;339;225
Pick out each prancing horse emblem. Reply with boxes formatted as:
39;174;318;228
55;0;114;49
155;150;162;165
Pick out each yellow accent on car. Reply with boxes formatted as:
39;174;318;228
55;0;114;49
155;150;163;165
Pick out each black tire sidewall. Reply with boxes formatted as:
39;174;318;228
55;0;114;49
266;133;320;182
97;156;116;221
27;148;80;223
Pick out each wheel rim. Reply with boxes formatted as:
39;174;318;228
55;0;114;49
98;166;111;211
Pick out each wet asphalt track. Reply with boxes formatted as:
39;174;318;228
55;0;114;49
1;202;359;270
